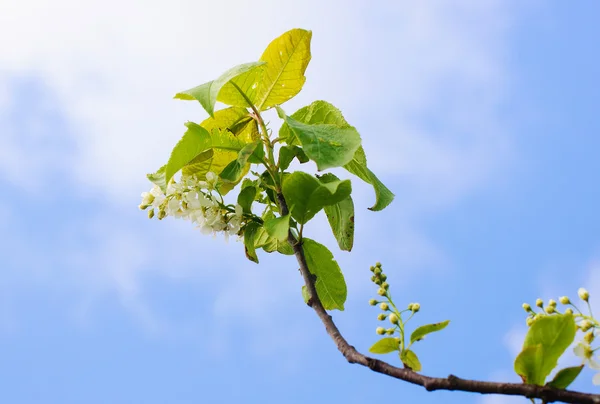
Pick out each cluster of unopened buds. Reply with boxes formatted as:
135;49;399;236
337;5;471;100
139;172;245;239
368;262;420;336
523;288;600;385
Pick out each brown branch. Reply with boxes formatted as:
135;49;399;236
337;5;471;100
276;192;600;404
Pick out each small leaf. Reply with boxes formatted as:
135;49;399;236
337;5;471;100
369;338;400;354
277;106;361;171
514;313;577;385
546;365;584;389
410;320;450;345
282;171;352;225
264;214;290;242
165;122;212;187
344;147;394;211
175;61;265;117
301;285;310;304
400;350;422;372
302;238;347;311
319;173;354;251
278;145;309;170
147;165;167;193
219;141;259;182
254;214;294;256
237;186;257;215
515;345;545;385
243;222;261;263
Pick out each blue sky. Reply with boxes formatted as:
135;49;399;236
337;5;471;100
1;1;600;403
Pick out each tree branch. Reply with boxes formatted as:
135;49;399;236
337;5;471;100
276;192;600;404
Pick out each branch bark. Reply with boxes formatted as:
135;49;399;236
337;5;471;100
276;192;600;404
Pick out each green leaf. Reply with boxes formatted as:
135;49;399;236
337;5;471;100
181;109;258;194
164;122;213;187
277;100;393;210
400;350;422;372
277;106;361;171
219;141;259;182
344;147;394;211
319;173;354;251
278;145;309;171
369;338;400;354
147;165;167;193
282;171;352;225
514;313;577;385
174;61;265;117
515;345;545;385
264;214;290;242
254;213;294;255
219;29;312;110
243;222;261;263
237;186;257;215
410;320;450;345
546;365;584;389
301;285;310;304
302;238;347;311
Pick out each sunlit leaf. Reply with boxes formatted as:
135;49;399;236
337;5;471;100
369;338;399;354
302;238;347;310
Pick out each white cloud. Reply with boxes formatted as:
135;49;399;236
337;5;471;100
0;0;524;335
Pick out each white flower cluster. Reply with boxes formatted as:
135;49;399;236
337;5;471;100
139;172;244;239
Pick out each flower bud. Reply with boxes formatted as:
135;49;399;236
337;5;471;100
375;262;382;268
370;266;376;272
369;299;378;306
370;275;377;283
139;203;149;210
585;331;595;344
377;288;386;296
147;208;155;219
373;267;382;275
376;327;385;335
535;298;543;308
411;303;421;312
548;299;557;307
157;209;167;220
407;303;414;311
389;313;399;325
565;308;574;315
377;313;387;321
526;317;535;327
559;296;570;305
522;303;532;312
580;320;593;332
382;282;389;290
380;302;389;311
380;274;387;282
386;328;394;335
545;305;555;314
578;288;590;302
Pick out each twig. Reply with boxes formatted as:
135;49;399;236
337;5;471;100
276;192;600;404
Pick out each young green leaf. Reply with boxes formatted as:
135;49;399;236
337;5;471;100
174;61;265;117
301;285;310;304
165;122;213;187
400;350;422;372
277;107;361;170
344;147;394;211
237;186;257;215
264;214;290;243
147;165;167;193
410;320;450;345
218;29;312;110
514;345;545;385
277;100;393;210
546;365;584;389
514;313;577;385
243;222;261;263
282;171;352;224
219;142;259;182
319;173;354;251
369;338;400;354
278;145;309;170
302;238;347;311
